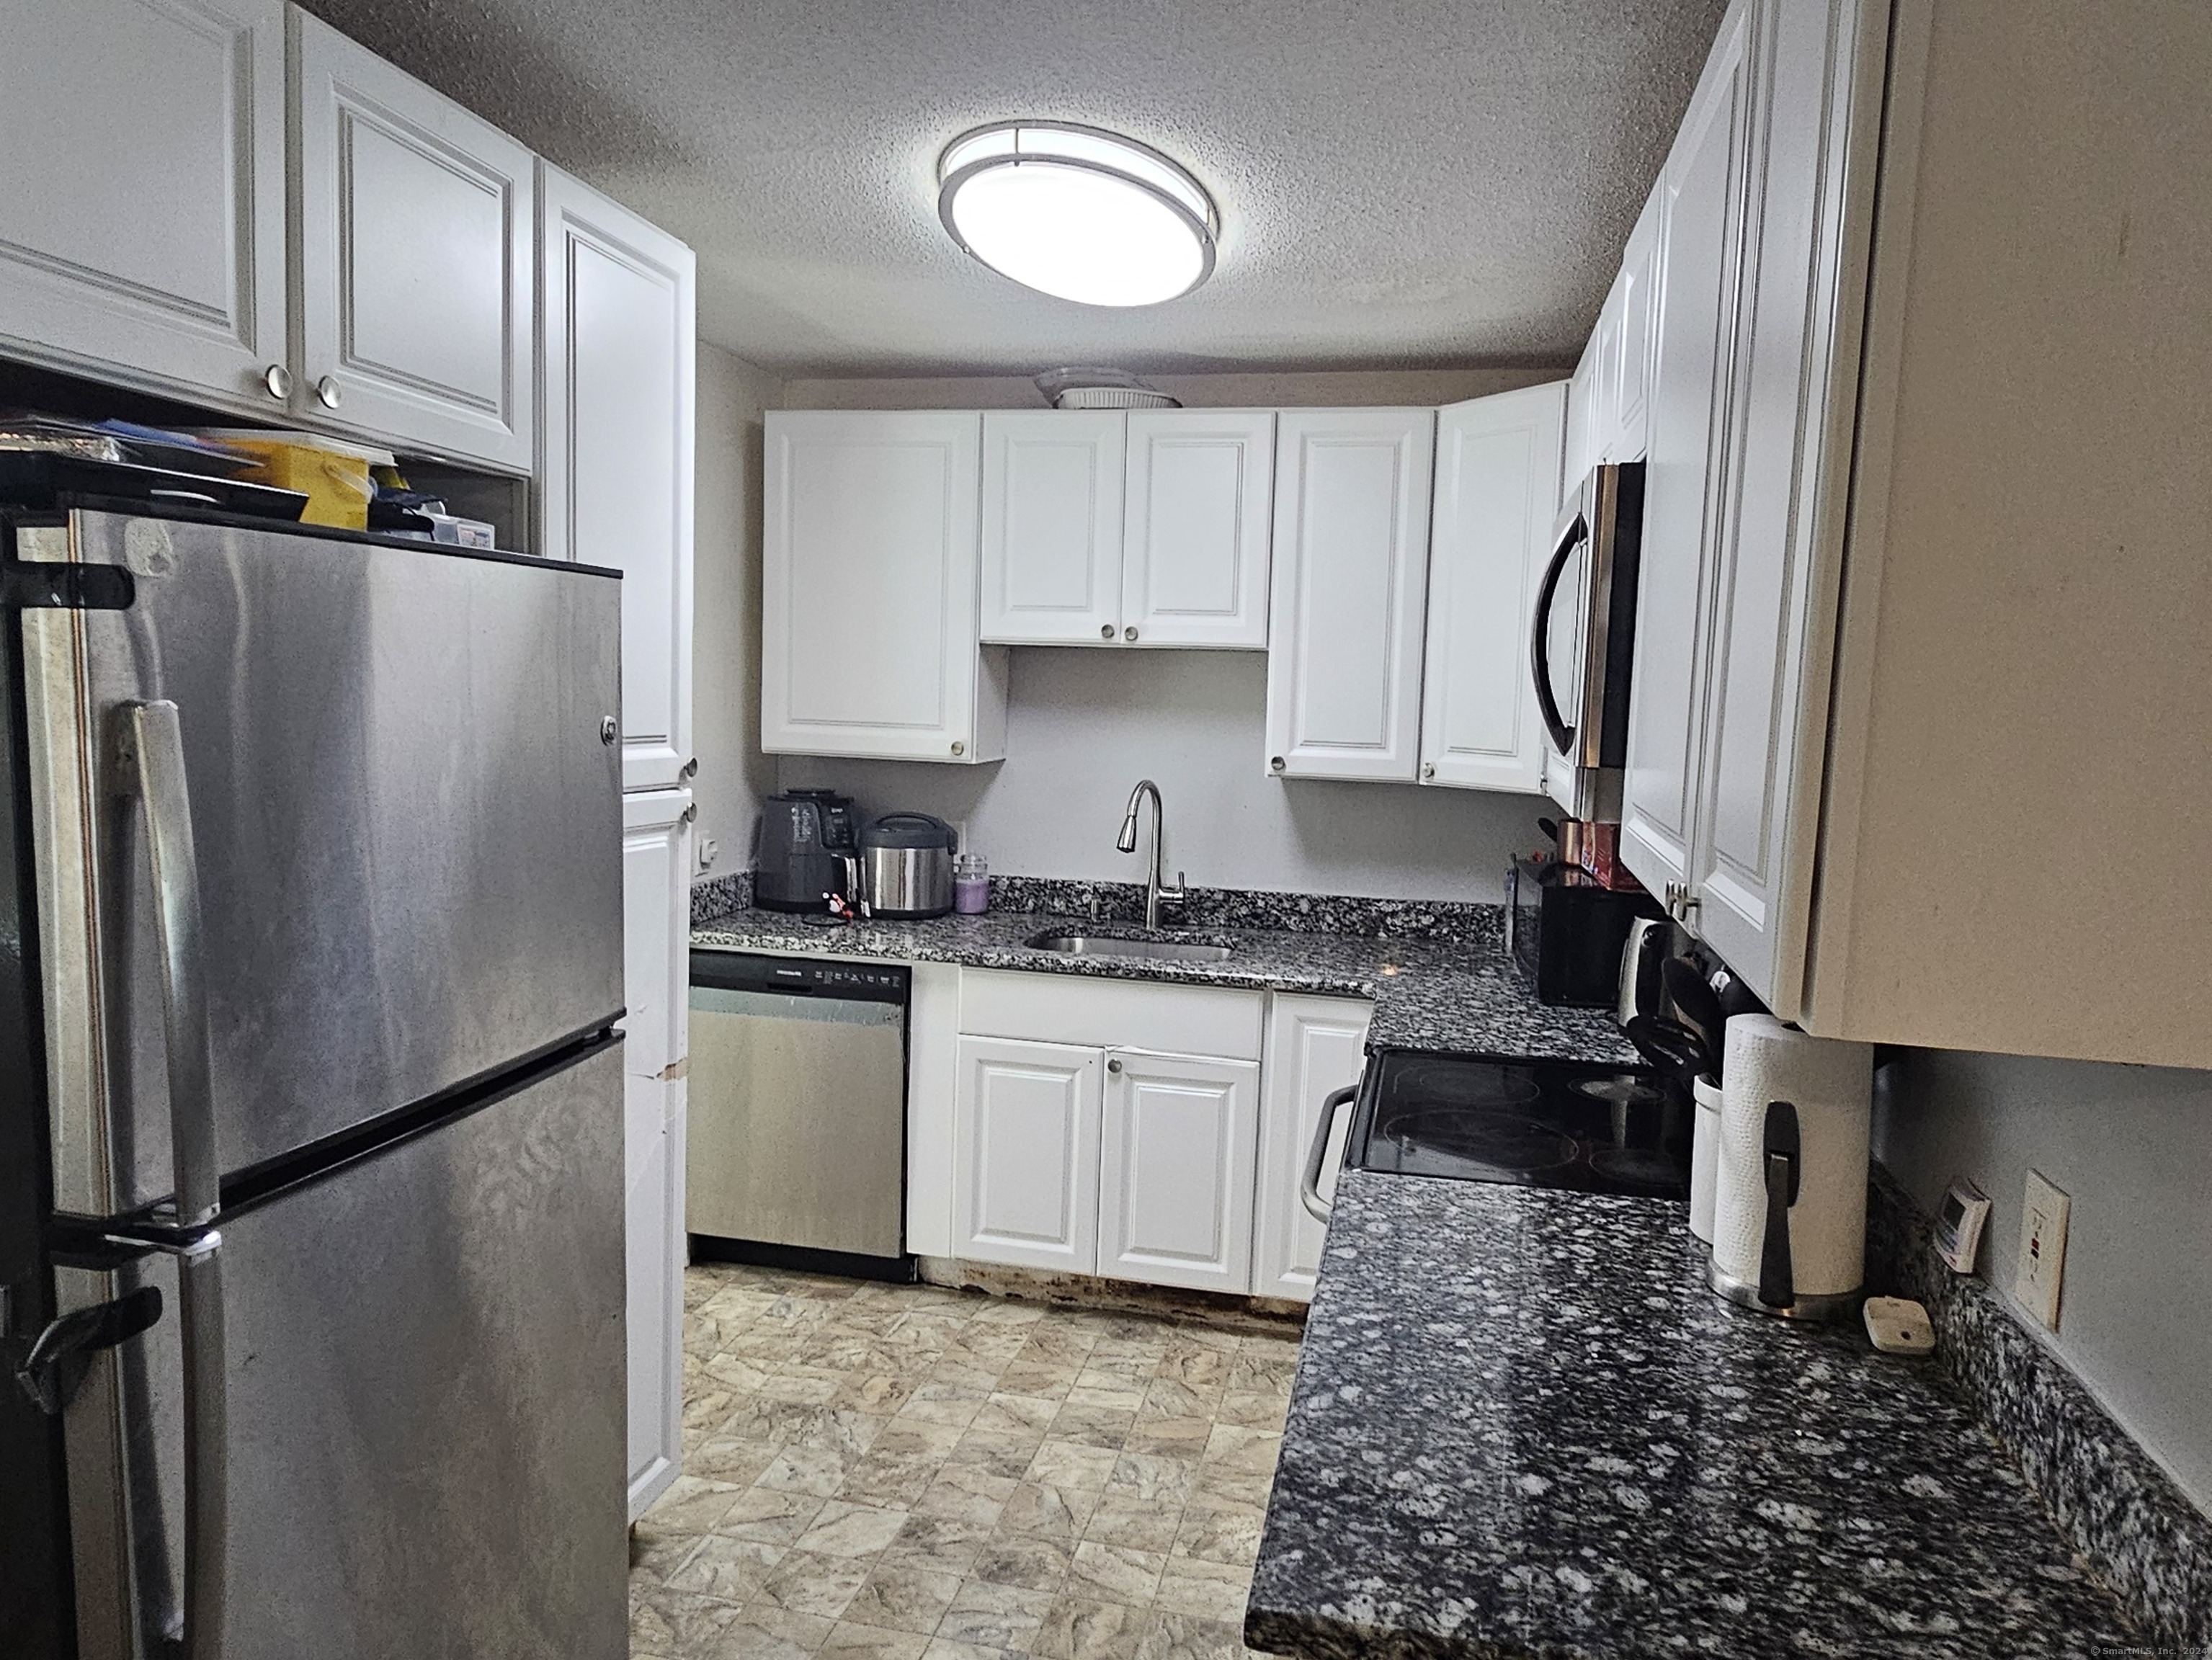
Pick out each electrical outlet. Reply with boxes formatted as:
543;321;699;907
695;836;719;873
2012;1169;2070;1331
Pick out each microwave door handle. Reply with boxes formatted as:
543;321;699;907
118;698;228;1660
1531;514;1584;757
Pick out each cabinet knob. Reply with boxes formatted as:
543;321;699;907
1123;626;1138;643
1100;624;1115;640
950;740;965;757
1107;1057;1122;1075
262;363;292;401
1270;756;1285;774
315;375;343;410
1421;762;1436;780
599;716;619;746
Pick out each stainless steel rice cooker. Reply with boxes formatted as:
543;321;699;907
859;813;958;919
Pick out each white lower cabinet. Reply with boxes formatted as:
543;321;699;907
1098;1050;1259;1294
953;1035;1102;1275
1253;996;1372;1301
621;787;691;1519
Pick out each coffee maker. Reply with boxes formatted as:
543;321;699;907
753;788;857;911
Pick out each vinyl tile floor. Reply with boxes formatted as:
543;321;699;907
630;1262;1301;1659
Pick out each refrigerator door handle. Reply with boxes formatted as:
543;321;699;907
116;1229;228;1660
119;700;220;1229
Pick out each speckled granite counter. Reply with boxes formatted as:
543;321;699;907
690;908;1638;1066
1245;1171;2138;1659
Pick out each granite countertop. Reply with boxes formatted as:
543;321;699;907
690;906;1639;1066
1246;1171;2139;1659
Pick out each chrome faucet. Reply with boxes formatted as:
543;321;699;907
1116;778;1186;929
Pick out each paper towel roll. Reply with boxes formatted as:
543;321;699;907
1711;1015;1872;1306
1690;1074;1723;1245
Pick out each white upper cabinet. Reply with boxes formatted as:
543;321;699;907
1607;195;1661;461
293;9;536;470
979;408;1274;649
954;1035;1102;1275
1418;382;1568;794
1121;409;1275;648
1253;995;1370;1303
1618;0;1752;905
1265;409;1436;781
0;0;287;409
538;165;696;791
980;411;1125;644
762;410;1007;763
1097;1049;1259;1295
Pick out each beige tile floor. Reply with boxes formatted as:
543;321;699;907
630;1262;1301;1660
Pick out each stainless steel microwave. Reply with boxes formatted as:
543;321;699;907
1532;460;1646;823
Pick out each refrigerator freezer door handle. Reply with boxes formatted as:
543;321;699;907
120;701;220;1229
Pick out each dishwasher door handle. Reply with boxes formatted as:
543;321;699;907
1301;1086;1359;1224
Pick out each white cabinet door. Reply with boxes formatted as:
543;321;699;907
1123;409;1275;648
762;411;1006;763
293;9;535;469
539;166;696;791
0;0;287;410
1419;382;1568;794
1619;0;1752;903
1609;193;1662;462
1563;338;1599;509
621;787;692;1084
1264;409;1436;781
1098;1049;1259;1295
1253;996;1370;1302
624;1069;684;1519
954;1035;1102;1274
1685;0;1865;1006
980;411;1125;645
621;787;690;1517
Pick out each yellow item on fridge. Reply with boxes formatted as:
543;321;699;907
218;437;374;529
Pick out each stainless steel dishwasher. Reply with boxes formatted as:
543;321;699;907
686;950;911;1276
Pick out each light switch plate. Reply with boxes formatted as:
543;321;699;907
2012;1169;2070;1331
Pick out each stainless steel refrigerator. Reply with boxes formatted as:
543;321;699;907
1;504;630;1659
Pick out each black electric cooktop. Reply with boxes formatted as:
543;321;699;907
1347;1047;1691;1200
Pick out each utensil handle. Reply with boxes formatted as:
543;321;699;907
1301;1086;1359;1223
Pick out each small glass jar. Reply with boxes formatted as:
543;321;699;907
953;852;989;915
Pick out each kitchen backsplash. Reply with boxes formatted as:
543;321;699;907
1865;1167;2212;1649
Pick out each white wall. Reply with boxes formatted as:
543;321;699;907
1875;1052;2212;1514
777;648;1547;903
690;343;781;880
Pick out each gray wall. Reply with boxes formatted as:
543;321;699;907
690;344;780;880
777;648;1548;903
1875;1052;2212;1513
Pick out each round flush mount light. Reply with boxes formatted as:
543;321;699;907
937;122;1218;308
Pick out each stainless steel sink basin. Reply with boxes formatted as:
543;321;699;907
1027;932;1234;963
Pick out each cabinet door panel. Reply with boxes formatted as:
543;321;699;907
540;167;696;790
980;411;1123;644
625;1071;683;1518
1620;2;1752;900
1123;409;1275;648
955;1036;1101;1273
294;9;535;468
1254;996;1370;1302
762;411;998;762
0;0;287;406
1265;409;1435;780
1612;193;1662;460
622;787;692;1082
1420;382;1568;793
1099;1050;1259;1294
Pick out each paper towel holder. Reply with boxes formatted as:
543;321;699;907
1709;1097;1860;1321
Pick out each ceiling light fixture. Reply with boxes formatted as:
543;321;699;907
937;122;1218;308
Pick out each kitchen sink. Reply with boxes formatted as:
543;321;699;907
1026;932;1235;964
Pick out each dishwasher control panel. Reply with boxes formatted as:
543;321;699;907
692;949;911;1004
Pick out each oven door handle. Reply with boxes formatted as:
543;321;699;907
1301;1085;1360;1224
1530;509;1586;757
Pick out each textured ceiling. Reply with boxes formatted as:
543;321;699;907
298;0;1728;375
